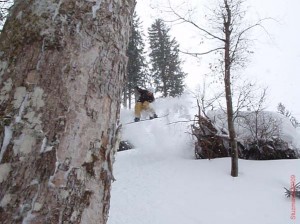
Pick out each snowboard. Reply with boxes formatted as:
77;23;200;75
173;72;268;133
123;114;169;125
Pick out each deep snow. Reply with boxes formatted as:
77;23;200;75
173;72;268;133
108;95;300;224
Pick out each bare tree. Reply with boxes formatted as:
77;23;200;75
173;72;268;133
0;0;135;223
167;0;270;177
192;80;224;119
234;88;280;142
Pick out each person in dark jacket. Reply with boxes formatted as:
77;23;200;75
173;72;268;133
134;86;158;122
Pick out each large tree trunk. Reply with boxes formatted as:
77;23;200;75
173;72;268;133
0;0;135;223
224;0;238;177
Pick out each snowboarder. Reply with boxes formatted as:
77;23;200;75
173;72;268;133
134;86;158;122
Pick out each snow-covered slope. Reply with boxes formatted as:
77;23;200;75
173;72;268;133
108;95;300;224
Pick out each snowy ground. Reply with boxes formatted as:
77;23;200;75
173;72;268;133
108;96;300;224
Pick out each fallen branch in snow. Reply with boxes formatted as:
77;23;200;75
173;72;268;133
167;119;196;125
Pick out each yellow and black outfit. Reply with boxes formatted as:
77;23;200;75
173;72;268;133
134;86;158;122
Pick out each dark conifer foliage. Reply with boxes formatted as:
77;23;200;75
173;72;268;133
148;19;186;97
124;12;148;108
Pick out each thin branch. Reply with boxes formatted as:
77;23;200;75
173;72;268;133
167;0;226;42
179;47;224;57
167;120;195;125
231;17;273;60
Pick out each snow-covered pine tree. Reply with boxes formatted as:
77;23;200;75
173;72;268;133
124;12;148;109
0;0;135;223
148;19;186;97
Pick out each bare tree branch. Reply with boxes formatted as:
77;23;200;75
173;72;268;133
230;17;274;61
167;0;226;42
179;47;224;57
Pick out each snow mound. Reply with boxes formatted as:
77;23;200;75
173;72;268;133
207;110;300;148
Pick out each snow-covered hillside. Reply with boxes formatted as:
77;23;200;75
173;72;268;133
108;95;300;224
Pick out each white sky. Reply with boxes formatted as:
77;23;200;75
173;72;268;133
135;0;300;119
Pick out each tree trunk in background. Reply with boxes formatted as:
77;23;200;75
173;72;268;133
0;0;135;223
123;88;128;108
224;0;238;177
128;88;132;109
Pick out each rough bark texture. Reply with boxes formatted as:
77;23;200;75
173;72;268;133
0;0;135;223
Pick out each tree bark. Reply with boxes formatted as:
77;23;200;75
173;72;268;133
0;0;135;223
224;0;238;177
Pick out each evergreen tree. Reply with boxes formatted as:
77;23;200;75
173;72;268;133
148;19;186;97
124;12;148;108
